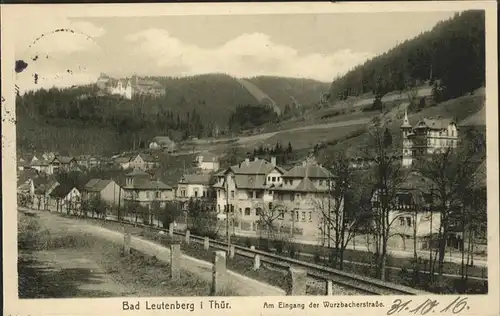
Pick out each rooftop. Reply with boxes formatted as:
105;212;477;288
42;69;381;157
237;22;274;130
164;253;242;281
125;178;172;190
84;179;114;192
284;162;332;179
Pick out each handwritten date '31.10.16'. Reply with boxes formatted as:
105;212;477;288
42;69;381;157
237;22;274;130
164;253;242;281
387;297;470;315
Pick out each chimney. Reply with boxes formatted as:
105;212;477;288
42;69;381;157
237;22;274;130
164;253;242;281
271;157;276;166
245;158;250;165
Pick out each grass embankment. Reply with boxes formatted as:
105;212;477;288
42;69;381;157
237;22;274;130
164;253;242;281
18;212;229;298
82;218;291;293
59;214;487;294
228;235;488;294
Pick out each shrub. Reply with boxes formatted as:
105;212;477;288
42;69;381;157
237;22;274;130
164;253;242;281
258;237;270;251
244;237;252;248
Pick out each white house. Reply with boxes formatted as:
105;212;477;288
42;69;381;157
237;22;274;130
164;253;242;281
49;184;81;212
149;136;176;152
401;112;459;167
176;173;213;200
212;156;334;240
122;169;175;208
82;179;123;206
194;152;220;172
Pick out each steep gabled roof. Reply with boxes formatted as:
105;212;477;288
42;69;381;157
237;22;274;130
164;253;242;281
126;178;172;190
84;179;113;192
284;163;332;179
50;184;78;198
414;118;454;130
53;156;76;164
294;178;319;192
229;158;285;175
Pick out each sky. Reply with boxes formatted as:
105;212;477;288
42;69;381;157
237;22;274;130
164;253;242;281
14;11;458;93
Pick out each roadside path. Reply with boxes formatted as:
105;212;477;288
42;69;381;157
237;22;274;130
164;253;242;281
30;210;285;296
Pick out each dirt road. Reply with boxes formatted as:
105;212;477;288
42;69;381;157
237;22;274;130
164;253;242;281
22;211;285;296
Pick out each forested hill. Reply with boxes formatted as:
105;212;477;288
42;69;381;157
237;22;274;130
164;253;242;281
246;76;330;109
327;10;485;103
15;73;330;154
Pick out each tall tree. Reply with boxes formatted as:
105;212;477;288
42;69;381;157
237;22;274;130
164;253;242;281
415;136;483;278
365;119;408;280
315;152;363;269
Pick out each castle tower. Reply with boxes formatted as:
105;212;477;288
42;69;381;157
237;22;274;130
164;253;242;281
401;110;413;167
125;79;133;100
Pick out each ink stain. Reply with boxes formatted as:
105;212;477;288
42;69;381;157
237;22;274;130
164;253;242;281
34;73;39;84
66;69;73;74
32;55;39;61
15;60;29;73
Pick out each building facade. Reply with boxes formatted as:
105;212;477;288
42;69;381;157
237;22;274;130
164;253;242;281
401;111;459;167
122;170;175;208
96;74;165;99
82;179;123;206
212;157;335;240
194;152;220;172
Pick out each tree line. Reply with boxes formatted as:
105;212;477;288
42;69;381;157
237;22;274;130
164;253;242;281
328;11;485;104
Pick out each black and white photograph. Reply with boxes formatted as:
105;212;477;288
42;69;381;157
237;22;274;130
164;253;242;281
2;2;498;316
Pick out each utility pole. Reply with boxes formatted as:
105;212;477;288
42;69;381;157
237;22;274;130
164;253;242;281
226;175;231;249
328;176;331;249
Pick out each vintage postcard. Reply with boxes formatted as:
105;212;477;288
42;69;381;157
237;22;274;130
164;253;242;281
1;1;498;316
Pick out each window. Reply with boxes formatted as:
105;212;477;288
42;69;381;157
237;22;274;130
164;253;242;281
301;212;306;222
272;176;276;182
406;217;412;227
319;180;324;186
256;207;262;216
268;202;273;210
278;210;285;220
296;210;299;221
156;191;161;199
230;205;235;213
194;190;199;197
399;217;405;226
231;190;235;198
291;210;294;220
309;212;312;222
290;194;295;201
245;207;250;216
268;176;271;182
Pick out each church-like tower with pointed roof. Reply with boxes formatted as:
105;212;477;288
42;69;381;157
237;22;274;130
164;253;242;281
401;111;413;167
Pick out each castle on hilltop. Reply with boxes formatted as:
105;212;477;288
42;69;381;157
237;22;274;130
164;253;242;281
401;111;459;167
96;74;165;99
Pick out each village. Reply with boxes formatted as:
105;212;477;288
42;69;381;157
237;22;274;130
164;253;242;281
17;111;487;267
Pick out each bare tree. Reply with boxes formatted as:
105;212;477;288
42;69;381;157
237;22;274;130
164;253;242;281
314;152;362;270
365;118;408;280
256;201;290;253
415;140;482;278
